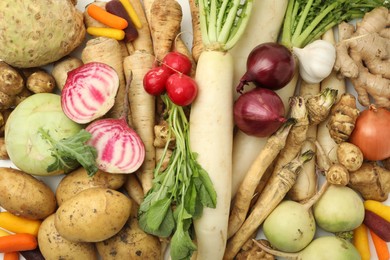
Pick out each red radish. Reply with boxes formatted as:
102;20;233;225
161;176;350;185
166;73;198;106
85;73;145;174
61;62;119;124
162;52;192;75
143;66;171;96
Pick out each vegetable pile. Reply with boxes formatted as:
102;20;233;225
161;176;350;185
0;0;390;260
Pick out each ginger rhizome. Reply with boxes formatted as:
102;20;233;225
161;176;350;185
334;7;390;108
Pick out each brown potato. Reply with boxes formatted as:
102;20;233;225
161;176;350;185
96;202;161;259
38;214;98;260
56;167;127;206
0;167;56;219
55;188;132;242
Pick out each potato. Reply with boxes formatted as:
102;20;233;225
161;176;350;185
38;214;98;260
0;167;56;220
0;0;85;68
96;202;161;260
55;188;132;242
56;167;127;206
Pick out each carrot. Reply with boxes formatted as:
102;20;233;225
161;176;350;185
119;0;142;29
149;0;182;61
127;0;154;54
0;212;41;237
353;224;371;260
370;228;390;260
81;37;127;119
227;119;295;238
86;27;125;40
0;233;37;253
4;252;19;260
83;1;108;28
0;229;10;237
87;4;128;30
364;200;390;222
224;150;315;259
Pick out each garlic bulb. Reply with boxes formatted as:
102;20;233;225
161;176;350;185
293;40;336;84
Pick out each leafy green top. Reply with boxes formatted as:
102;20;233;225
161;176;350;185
281;0;390;48
198;0;253;50
138;95;217;260
39;128;98;176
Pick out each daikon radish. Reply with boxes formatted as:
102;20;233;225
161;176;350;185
189;0;253;259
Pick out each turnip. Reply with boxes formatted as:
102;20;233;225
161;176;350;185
5;93;84;176
313;185;365;233
254;236;361;260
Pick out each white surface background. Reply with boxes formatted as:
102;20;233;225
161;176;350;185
0;0;389;259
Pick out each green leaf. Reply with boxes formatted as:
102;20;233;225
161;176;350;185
147;198;172;231
39;128;98;176
184;181;197;216
198;169;217;208
138;206;175;237
170;223;197;260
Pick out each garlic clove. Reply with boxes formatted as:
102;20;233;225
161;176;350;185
293;40;336;84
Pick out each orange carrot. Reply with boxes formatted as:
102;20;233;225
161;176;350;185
0;233;37;253
370;229;390;260
353;224;371;260
4;252;19;260
87;4;128;30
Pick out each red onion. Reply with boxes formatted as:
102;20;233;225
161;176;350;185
234;88;286;137
61;62;119;124
236;42;295;93
86;118;145;174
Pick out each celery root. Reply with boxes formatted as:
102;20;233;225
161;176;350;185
225;150;315;259
228;119;295;238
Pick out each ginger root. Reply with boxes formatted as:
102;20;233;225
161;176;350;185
327;93;360;143
334;7;390;108
348;161;390;202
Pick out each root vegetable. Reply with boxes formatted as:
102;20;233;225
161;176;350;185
0;0;85;68
349;105;390;161
313;185;365;233
327;93;360;144
188;0;203;62
0;233;37;253
363;209;390;242
370;228;390;260
81;37;127;119
124;174;144;205
51;57;83;91
348;162;390;202
236;239;275;260
325;164;350;186
123;51;155;193
0;62;24;96
228;119;295;238
306;88;338;125
87;4;128;30
337;142;364;172
224;150;314;259
255;236;360;260
0;212;41;236
26;70;56;94
86;27;126;40
364;200;390;223
353;224;371;260
119;0;142;29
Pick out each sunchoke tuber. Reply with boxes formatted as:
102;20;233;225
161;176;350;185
327;93;360;144
334;7;390;108
348;162;390;202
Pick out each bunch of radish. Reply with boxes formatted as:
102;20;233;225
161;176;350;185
143;51;198;106
61;62;145;174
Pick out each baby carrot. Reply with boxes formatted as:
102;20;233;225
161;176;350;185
364;200;390;222
87;4;128;29
87;27;125;40
370;229;390;260
4;252;19;260
0;212;41;236
119;0;142;28
0;229;10;237
0;233;37;253
353;224;371;260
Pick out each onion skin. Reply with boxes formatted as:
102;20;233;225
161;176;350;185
236;42;296;92
86;118;145;174
349;105;390;161
61;62;119;124
234;88;286;137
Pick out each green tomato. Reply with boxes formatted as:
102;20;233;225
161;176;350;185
313;185;364;233
263;200;316;252
5;93;82;176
